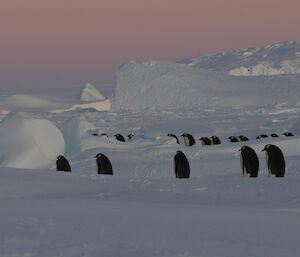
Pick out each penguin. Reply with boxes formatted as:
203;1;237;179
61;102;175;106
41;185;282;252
56;156;71;172
282;131;294;137
127;134;134;140
228;136;239;143
211;135;221;145
100;133;108;137
262;144;285;177
270;133;279;138
239;146;259;177
256;134;268;139
92;133;99;136
95;153;113;175
167;133;179;144
174;150;190;178
181;133;196;146
238;135;249;141
114;133;126;142
199;137;212;145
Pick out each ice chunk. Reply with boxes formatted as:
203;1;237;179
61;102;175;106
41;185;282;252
0;112;65;169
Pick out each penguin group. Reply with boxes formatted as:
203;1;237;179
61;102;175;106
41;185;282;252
239;144;285;178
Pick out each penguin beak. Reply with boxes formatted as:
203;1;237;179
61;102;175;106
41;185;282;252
262;149;265;152
238;148;241;152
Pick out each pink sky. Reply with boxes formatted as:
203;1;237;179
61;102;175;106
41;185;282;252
0;0;300;91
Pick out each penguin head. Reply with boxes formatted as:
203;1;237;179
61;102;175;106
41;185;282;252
262;144;271;152
95;153;102;158
57;155;63;160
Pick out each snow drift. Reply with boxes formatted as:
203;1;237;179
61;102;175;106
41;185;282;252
0;93;111;113
112;60;300;110
0;112;65;169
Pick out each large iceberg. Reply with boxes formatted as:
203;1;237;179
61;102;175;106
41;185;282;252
112;60;300;110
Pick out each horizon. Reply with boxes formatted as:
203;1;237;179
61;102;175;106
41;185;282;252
1;0;300;93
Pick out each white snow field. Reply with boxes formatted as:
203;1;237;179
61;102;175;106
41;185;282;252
1;56;300;256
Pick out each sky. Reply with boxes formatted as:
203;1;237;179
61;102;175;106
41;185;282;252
0;0;300;93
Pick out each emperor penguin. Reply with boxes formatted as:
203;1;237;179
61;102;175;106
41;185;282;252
56;156;71;172
262;144;285;177
239;135;249;141
114;133;126;142
270;133;279;138
181;133;195;147
174;150;190;178
211;135;221;145
95;153;113;175
228;136;239;143
199;137;212;145
282;131;294;137
239;146;259;177
256;134;268;139
167;133;179;144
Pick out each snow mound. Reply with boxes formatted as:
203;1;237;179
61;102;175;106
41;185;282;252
0;112;65;169
112;60;300;110
59;116;95;156
0;93;111;113
0;94;71;111
80;82;106;101
180;40;300;76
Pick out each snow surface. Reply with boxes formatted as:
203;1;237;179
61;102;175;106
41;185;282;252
180;40;300;76
79;82;106;101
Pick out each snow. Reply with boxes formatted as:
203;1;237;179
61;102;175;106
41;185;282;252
2;42;300;256
0;94;111;113
180;40;300;76
79;82;106;101
0;112;64;169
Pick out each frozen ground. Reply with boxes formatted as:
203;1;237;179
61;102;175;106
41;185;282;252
0;104;300;257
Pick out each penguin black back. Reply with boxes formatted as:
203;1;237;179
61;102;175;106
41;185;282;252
239;135;249;141
262;144;285;177
239;146;259;177
181;133;195;146
256;134;268;139
95;153;113;175
115;133;126;142
199;137;212;145
282;131;294;137
56;155;71;172
167;133;179;144
174;150;190;178
228;136;239;143
211;135;221;145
